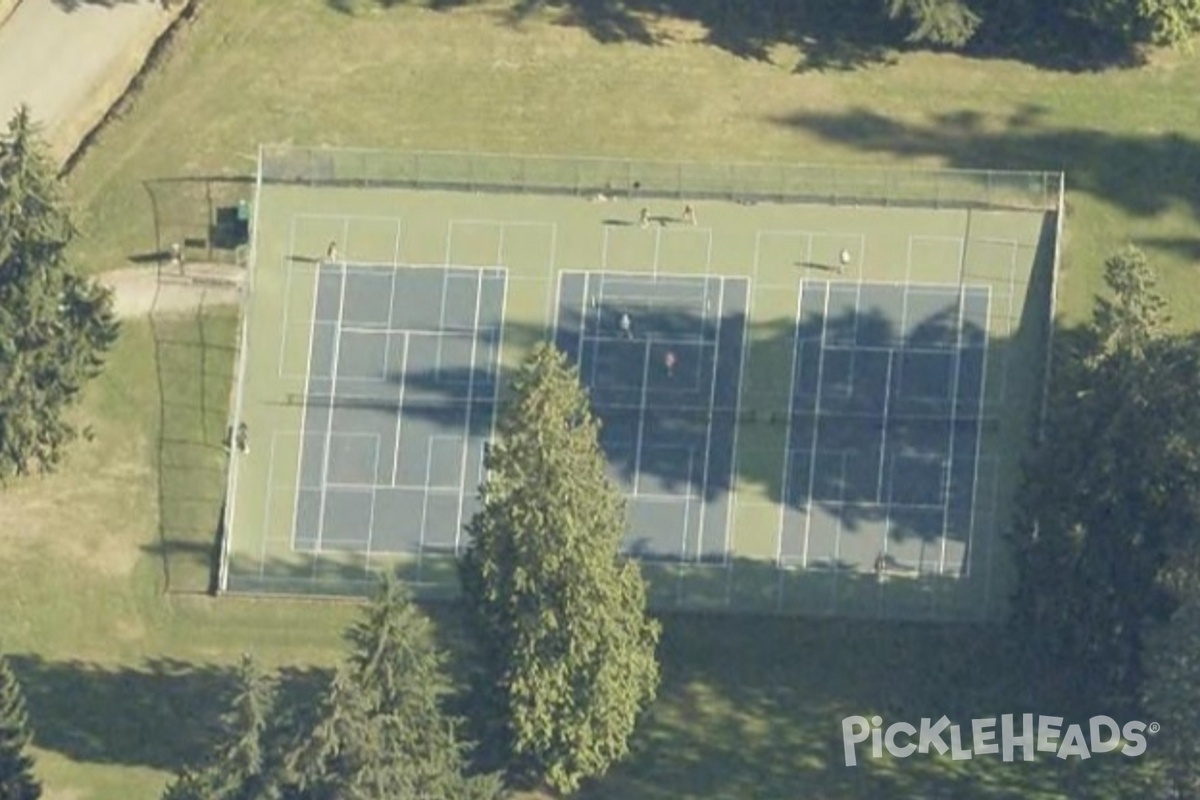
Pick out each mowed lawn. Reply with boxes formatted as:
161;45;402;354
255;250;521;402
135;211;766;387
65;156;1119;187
0;0;1194;797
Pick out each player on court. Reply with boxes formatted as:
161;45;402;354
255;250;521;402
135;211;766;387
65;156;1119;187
683;204;696;225
664;350;677;378
639;208;650;228
325;241;338;265
619;312;633;340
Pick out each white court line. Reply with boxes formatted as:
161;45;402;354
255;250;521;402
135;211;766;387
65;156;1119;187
314;234;350;557
821;343;958;356
561;268;712;285
679;448;696;565
288;232;331;562
694;278;724;561
391;218;404;267
544;223;559;337
970;286;993;608
589;274;608;388
485;271;510;482
390;333;411;486
277;215;298;378
453;270;486;553
799;283;832;569
778;281;804;566
939;285;970;574
631;340;654;494
824;278;973;291
653;226;661;276
261;433;281;574
380;264;398;382
875;351;895;502
363;434;383;569
723;275;754;572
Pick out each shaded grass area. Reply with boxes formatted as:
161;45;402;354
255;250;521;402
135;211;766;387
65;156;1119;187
8;0;1194;795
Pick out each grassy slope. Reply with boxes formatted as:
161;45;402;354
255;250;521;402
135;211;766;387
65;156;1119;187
0;0;1194;796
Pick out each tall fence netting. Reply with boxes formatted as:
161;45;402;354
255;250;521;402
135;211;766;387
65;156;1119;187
259;146;1059;211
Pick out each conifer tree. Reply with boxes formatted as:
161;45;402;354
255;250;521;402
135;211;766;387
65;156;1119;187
0;105;118;481
460;343;661;794
283;575;500;800
161;654;275;800
0;655;40;800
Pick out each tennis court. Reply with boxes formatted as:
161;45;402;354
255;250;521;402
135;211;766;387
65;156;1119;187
291;263;503;559
219;148;1061;619
554;271;748;562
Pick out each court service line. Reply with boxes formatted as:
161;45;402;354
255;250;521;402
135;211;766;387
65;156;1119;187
452;270;486;553
778;281;805;566
694;278;725;561
314;222;350;556
390;334;411;486
799;283;832;569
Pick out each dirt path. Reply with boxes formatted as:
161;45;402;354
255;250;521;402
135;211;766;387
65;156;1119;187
0;0;179;161
100;263;243;318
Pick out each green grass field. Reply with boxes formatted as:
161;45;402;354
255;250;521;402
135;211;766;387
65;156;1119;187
227;158;1052;621
1;0;1195;795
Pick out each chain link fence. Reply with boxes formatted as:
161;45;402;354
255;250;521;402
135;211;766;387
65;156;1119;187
260;146;1060;211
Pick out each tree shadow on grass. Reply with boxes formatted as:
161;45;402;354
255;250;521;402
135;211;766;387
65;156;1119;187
772;107;1200;224
327;0;1152;72
7;655;333;773
578;612;1151;799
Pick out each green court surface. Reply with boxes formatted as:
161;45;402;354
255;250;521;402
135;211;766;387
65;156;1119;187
220;148;1060;621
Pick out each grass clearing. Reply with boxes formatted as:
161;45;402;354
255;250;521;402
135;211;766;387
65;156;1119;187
0;0;1193;795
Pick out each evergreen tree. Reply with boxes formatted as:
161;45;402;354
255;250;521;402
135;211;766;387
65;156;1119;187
282;574;500;800
0;105;118;481
1013;246;1200;711
887;0;981;46
0;655;40;800
460;343;661;795
1144;589;1200;799
161;654;276;800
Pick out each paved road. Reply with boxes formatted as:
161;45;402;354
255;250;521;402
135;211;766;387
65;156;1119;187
0;0;172;160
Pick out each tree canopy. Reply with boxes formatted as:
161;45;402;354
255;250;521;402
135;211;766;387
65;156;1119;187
1012;246;1200;712
0;655;40;800
162;575;497;800
0;105;118;482
460;343;661;795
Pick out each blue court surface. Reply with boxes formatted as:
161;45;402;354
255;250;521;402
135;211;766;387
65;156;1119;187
555;271;749;563
292;263;504;556
781;280;990;579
